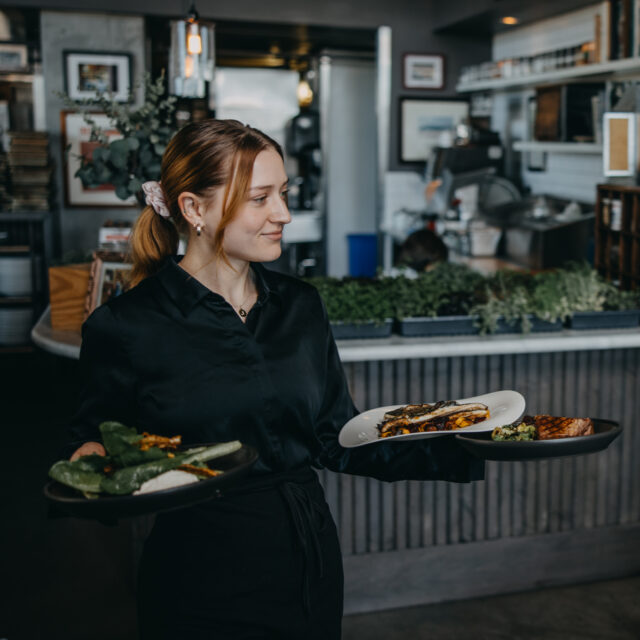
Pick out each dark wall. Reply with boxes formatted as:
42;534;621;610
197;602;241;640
14;0;491;171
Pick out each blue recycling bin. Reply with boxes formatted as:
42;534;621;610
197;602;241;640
347;233;378;278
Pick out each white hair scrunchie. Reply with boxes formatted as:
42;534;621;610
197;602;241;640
142;181;171;219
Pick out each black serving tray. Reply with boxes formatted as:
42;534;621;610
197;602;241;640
44;444;258;520
455;419;621;461
331;318;393;339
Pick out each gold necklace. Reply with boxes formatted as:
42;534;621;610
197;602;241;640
234;290;255;318
231;276;256;318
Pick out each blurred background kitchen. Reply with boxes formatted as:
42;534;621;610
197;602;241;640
2;1;639;639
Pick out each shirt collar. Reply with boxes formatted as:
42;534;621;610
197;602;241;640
156;256;280;316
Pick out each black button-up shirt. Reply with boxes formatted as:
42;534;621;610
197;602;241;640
70;257;483;483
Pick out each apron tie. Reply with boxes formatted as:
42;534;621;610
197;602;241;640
279;480;325;616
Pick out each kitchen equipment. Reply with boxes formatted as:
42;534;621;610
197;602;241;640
484;196;595;270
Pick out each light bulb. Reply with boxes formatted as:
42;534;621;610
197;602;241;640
187;24;202;55
297;79;313;107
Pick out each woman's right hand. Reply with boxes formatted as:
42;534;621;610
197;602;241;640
70;441;106;461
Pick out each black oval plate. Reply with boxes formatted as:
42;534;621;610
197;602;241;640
44;444;258;520
455;419;621;461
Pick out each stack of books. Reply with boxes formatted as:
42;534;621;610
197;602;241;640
7;131;52;211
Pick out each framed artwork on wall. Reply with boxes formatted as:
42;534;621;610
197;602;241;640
399;97;469;163
403;53;445;90
61;110;137;207
63;50;132;102
0;43;28;71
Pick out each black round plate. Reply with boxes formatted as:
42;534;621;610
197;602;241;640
455;419;621;461
44;444;258;520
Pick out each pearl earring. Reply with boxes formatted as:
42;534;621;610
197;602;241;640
196;224;202;237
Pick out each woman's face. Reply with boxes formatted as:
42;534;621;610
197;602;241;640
207;148;291;264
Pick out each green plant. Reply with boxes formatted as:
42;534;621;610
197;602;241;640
306;277;394;324
59;72;178;202
389;263;486;319
603;284;640;310
471;283;531;334
551;262;608;313
528;270;573;324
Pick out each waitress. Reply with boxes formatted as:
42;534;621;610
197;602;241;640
69;119;483;639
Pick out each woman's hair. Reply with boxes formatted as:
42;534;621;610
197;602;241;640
129;119;283;287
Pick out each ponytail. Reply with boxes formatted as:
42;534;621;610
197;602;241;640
128;205;179;288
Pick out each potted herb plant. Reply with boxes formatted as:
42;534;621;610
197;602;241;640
558;263;640;329
471;269;565;335
306;277;394;339
393;263;486;336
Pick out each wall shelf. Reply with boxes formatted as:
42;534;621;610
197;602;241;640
457;57;640;93
513;141;603;154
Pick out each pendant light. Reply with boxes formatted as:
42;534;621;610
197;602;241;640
186;2;202;56
169;1;216;100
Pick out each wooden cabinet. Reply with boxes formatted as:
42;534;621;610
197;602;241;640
595;183;640;289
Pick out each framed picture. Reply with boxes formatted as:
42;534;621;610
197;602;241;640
0;43;28;71
603;112;640;177
61;110;137;207
84;251;132;320
399;97;469;163
63;50;132;102
403;54;444;90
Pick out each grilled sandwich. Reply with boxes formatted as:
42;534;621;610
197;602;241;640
378;400;490;438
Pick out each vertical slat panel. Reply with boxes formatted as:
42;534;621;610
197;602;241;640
447;356;462;544
333;347;640;560
498;354;513;539
408;359;423;548
573;350;589;530
548;351;564;534
393;361;408;550
583;350;600;529
459;356;477;543
605;350;623;526
560;351;576;532
625;349;640;522
434;357;450;545
524;354;538;536
537;352;552;534
485;355;501;539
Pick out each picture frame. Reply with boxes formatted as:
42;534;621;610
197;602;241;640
61;110;137;207
84;250;132;320
403;54;445;90
399;97;469;163
603;112;640;177
63;50;132;102
0;43;28;72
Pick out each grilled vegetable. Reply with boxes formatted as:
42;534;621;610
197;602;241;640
491;423;536;441
49;454;108;493
48;421;243;497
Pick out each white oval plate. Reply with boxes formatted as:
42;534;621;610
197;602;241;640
338;390;526;448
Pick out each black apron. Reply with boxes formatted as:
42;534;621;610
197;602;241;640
137;467;343;639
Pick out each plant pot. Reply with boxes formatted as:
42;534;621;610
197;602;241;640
330;319;393;340
395;315;479;337
567;310;640;330
491;315;564;334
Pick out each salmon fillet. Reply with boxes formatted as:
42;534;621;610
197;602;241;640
524;414;594;440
